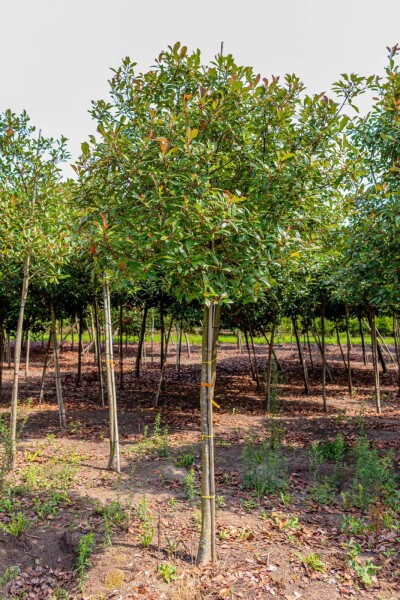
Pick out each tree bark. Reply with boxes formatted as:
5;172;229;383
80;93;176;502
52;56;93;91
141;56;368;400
369;308;381;413
321;304;327;413
135;303;148;378
0;323;4;400
345;307;353;395
119;304;124;389
154;317;173;407
76;312;83;385
248;321;260;391
39;326;53;404
94;298;105;406
196;303;221;566
358;315;367;365
334;318;348;370
24;330;31;378
103;277;120;471
9;252;31;468
266;314;277;412
292;316;310;395
51;303;67;428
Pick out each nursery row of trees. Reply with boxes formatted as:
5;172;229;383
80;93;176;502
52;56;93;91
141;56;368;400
1;42;399;564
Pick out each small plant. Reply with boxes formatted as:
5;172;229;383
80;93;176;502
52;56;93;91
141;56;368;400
0;512;32;537
165;536;182;556
341;515;366;536
75;532;95;587
215;495;225;510
153;413;162;439
346;538;382;586
241;497;258;512
136;494;150;522
242;425;287;497
237;526;253;540
219;528;229;540
158;562;177;584
158;425;170;458
280;491;292;506
309;480;336;506
167;497;177;509
296;551;325;573
0;565;19;589
182;468;197;501
175;451;195;468
221;472;232;485
139;521;155;548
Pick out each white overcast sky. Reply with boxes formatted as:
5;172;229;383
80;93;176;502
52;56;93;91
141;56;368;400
1;0;399;177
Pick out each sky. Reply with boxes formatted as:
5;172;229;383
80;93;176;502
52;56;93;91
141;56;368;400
1;0;399;177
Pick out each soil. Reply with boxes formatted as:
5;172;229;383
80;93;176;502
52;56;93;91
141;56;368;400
0;338;399;599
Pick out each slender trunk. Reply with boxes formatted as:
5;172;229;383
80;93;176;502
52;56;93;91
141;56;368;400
119;304;124;389
135;303;148;378
51;303;67;428
334;319;348;370
377;341;387;374
24;330;30;378
94;298;105;406
160;297;165;368
260;325;284;373
77;312;83;385
185;331;191;359
89;308;97;363
345;307;353;395
196;303;221;566
243;329;256;382
9;253;31;468
266;315;277;412
393;314;400;389
151;312;155;363
39;327;53;404
358;315;367;365
154;317;173;407
237;328;243;353
321;304;327;413
312;320;333;383
369;308;381;414
306;330;314;370
248;321;260;391
292;316;310;395
103;277;120;471
0;323;4;400
176;321;183;375
71;320;75;351
59;318;63;351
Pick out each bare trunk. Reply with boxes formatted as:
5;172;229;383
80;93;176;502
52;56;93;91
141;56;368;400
369;308;381;413
321;304;327;413
358;315;367;365
50;303;67;428
248;321;260;391
185;331;191;358
334;318;348;370
9;253;31;468
292;316;310;395
266;315;277;412
0;323;4;400
76;312;83;385
306;330;314;370
24;330;30;378
119;304;124;389
39;327;53;404
154;317;173;407
103;277;120;471
135;303;148;378
196;303;221;566
312;320;333;383
243;329;256;383
345;307;353;395
94;298;105;406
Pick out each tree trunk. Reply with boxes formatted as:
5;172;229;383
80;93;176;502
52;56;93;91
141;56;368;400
103;277;120;471
51;303;67;428
345;307;353;395
265;314;277;412
243;328;257;383
119;304;124;389
9;252;31;468
393;314;400;389
39;327;53;404
369;308;381;414
160;297;165;368
77;312;83;385
334;319;348;370
358;315;367;365
154;317;173;407
185;331;191;359
321;304;327;413
196;303;221;566
292;316;310;395
94;298;105;406
312;320;333;383
135;303;148;378
151;311;155;363
24;330;31;378
248;321;260;391
0;323;4;400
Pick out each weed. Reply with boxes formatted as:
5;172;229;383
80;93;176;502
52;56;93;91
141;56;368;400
309;479;336;506
341;515;366;536
296;551;325;573
346;538;382;586
165;536;182;556
241;498;258;512
168;497;177;509
139;521;155;548
183;468;197;501
175;451;195;468
158;425;171;458
33;491;70;519
96;500;129;530
153;413;162;438
136;494;150;522
0;512;31;537
221;473;232;486
75;532;95;588
158;562;177;584
215;495;225;510
242;426;287;497
237;526;253;540
0;565;19;589
280;491;292;506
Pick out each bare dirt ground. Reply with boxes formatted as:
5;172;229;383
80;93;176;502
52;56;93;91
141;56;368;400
0;339;399;599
